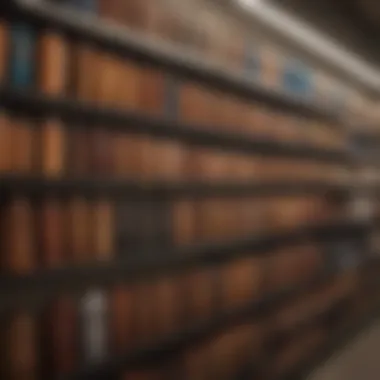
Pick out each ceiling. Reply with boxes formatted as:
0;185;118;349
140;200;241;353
270;0;380;66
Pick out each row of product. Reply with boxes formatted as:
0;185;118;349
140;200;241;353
0;118;349;182
0;195;344;273
55;0;315;100
0;254;356;380
0;17;345;152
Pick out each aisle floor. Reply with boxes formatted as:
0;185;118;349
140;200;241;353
309;320;380;380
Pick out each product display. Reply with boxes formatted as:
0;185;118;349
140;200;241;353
0;1;379;380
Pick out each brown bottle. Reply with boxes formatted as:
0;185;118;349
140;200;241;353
92;199;114;261
93;50;122;107
10;117;36;173
139;66;165;116
43;296;78;377
109;285;135;354
71;41;99;102
114;59;141;110
0;113;12;172
38;30;68;96
40;119;65;176
2;198;35;274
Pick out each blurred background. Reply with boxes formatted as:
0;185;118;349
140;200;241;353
1;0;380;379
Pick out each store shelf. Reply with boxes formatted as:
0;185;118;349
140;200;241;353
0;219;368;312
0;174;351;199
63;269;346;380
6;0;343;124
0;87;350;164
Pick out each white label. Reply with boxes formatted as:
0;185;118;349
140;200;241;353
80;289;108;363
